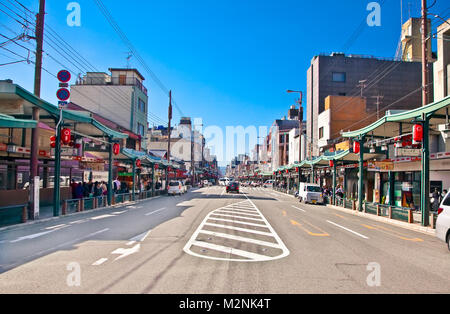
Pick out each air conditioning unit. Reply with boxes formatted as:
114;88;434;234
438;124;450;140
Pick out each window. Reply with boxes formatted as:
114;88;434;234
319;127;324;139
138;98;146;113
332;72;346;82
137;123;145;137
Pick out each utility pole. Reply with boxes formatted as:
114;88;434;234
371;95;384;120
166;91;172;186
357;80;368;99
422;0;429;106
167;91;172;162
30;0;46;219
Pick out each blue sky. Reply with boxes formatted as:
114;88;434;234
1;0;449;164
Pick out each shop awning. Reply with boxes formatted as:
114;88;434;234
0;113;37;129
0;82;128;139
342;95;450;139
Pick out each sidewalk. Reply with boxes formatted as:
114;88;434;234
0;194;163;233
270;189;436;236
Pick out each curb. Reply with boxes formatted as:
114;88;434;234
326;204;437;237
0;194;164;233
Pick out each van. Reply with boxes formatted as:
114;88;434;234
436;191;450;252
298;183;324;205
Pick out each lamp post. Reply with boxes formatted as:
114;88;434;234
287;90;304;164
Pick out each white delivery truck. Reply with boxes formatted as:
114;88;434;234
298;183;324;205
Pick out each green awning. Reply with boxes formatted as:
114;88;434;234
1;82;128;139
0;113;37;129
342;95;450;138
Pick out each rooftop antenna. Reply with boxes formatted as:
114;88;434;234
125;51;132;69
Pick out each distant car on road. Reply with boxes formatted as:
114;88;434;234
168;181;184;196
203;180;212;187
436;191;450;252
263;180;274;188
298;183;324;205
226;182;240;194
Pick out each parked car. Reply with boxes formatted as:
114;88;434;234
180;181;188;194
226;182;240;194
168;181;184;195
298;183;324;205
203;180;212;187
436;191;450;252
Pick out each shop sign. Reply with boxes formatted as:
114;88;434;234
395;148;421;157
368;161;394;172
51;147;78;157
83;171;109;183
0;143;7;151
7;145;31;154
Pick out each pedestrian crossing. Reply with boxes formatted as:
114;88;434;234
183;198;290;262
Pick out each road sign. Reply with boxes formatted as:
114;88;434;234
57;70;71;83
56;88;70;101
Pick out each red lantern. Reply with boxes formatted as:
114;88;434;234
62;128;71;145
413;124;423;143
136;159;141;168
155;164;159;170
353;141;361;154
296;167;299;173
329;160;334;167
286;169;289;174
50;135;56;148
113;143;120;155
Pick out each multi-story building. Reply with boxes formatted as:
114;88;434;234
306;52;431;157
433;18;450;102
401;18;433;62
71;68;149;149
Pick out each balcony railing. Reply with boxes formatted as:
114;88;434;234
77;77;148;95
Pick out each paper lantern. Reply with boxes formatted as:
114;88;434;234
136;159;141;168
50;135;56;148
113;143;120;155
413;124;423;143
329;160;334;167
61;129;71;145
353;141;361;154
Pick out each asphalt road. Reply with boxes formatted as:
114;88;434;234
0;186;449;294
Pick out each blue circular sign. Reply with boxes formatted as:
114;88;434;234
56;88;70;101
57;70;71;83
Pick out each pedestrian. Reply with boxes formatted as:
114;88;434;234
432;188;441;212
75;182;84;199
70;179;77;199
101;181;108;196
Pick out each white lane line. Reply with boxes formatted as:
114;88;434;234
203;222;274;236
112;210;128;215
292;206;306;213
145;208;166;216
191;241;270;260
226;206;258;213
91;214;115;220
92;258;108;266
198;230;281;249
210;213;265;222
327;220;369;239
206;217;268;228
44;224;67;230
10;225;69;243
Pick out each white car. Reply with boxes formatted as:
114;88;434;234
168;181;184;195
436;191;450;252
298;183;324;205
263;180;274;188
203;180;212;187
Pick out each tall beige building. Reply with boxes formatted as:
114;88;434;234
433;18;450;101
401;17;432;62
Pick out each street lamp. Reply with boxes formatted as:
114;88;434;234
287;90;303;163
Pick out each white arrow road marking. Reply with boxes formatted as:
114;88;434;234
128;229;152;242
111;243;141;261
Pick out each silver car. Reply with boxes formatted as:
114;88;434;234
436;191;450;252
